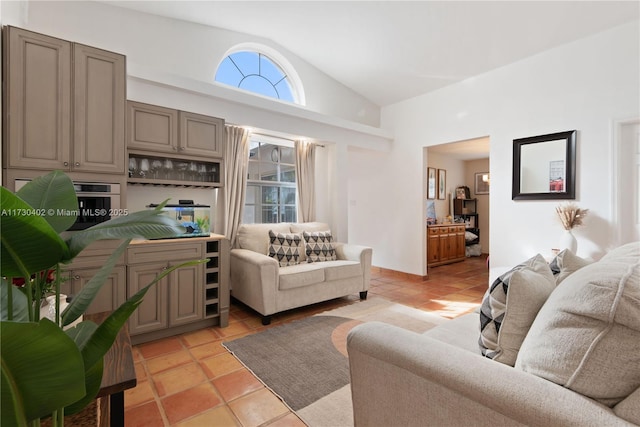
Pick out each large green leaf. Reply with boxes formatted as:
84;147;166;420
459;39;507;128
15;170;78;233
0;188;68;278
64;202;185;260
0;279;29;322
1;320;85;424
61;239;131;327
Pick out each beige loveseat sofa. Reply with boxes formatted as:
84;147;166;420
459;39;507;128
231;222;372;325
348;242;639;426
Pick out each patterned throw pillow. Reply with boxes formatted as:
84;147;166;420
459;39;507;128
549;249;592;284
479;254;555;366
267;231;302;267
303;230;337;263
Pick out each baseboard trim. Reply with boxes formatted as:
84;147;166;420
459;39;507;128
371;266;428;282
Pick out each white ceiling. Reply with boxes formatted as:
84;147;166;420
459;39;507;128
104;1;639;107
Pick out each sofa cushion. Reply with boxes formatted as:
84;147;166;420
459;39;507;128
479;254;555;366
515;260;640;407
236;223;290;253
614;387;640;425
268;230;303;267
303;230;337;262
549;249;592;284
322;260;362;281
600;241;640;264
279;263;326;290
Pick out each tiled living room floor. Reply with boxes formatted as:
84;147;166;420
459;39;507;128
124;255;489;426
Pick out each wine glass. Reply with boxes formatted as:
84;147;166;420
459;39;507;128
139;158;150;178
199;164;208;182
150;159;163;179
128;157;137;178
188;162;198;181
162;159;173;180
175;161;188;180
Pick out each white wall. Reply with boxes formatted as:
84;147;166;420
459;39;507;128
1;0;381;127
349;20;639;275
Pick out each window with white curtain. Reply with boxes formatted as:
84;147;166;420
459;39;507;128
243;135;297;224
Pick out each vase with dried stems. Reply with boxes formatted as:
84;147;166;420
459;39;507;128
555;203;589;253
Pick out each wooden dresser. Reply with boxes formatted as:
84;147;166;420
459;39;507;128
427;224;466;267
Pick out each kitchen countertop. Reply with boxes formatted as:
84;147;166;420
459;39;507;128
129;233;226;245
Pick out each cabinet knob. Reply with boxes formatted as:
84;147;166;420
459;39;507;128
178;147;184;152
73;275;80;280
75;162;80;167
172;146;178;151
63;162;69;167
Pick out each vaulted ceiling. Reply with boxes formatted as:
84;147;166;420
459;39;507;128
105;1;639;107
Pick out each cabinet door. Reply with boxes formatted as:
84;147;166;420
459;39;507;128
69;266;126;314
168;263;203;327
73;44;126;174
453;227;466;259
179;111;224;158
4;27;72;170
127;263;169;335
427;229;440;264
127;101;179;153
439;230;452;261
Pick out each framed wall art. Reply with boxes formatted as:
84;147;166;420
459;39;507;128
475;172;490;195
437;169;446;200
427;167;436;199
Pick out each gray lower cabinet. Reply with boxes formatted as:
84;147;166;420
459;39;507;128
126;241;204;337
61;266;127;315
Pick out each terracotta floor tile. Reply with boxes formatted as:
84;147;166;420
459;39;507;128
124;380;155;409
265;413;307;427
213;369;264;402
180;328;220;347
200;352;244;379
137;337;184;360
228;389;289;427
128;257;488;426
175;405;241;427
133;361;147;382
124;400;165;427
215;321;253;338
162;383;222;425
153;362;207;397
188;341;228;360
146;348;194;375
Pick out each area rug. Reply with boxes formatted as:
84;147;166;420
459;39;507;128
222;297;447;426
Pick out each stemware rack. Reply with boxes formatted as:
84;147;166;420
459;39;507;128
127;153;222;188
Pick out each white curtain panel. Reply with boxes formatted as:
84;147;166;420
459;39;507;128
219;125;250;247
295;140;316;222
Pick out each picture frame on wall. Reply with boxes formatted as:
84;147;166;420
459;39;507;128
427;167;436;199
475;172;490;194
437;169;446;200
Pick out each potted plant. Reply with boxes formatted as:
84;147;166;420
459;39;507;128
1;170;205;426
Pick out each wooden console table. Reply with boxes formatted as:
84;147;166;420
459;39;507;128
87;312;137;427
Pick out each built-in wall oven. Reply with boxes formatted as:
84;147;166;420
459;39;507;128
14;179;121;230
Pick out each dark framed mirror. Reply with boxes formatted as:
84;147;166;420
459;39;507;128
512;130;576;200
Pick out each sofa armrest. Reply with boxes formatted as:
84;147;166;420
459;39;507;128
347;322;629;427
230;248;279;316
335;243;372;291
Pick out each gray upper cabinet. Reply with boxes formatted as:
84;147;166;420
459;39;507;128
127;101;224;158
73;43;126;174
126;101;179;153
3;26;126;174
179;111;224;157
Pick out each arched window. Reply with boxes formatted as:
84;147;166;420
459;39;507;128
215;44;304;105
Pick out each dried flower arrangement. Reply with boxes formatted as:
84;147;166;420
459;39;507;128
556;203;589;230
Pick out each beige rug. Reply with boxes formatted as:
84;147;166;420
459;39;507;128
223;297;447;426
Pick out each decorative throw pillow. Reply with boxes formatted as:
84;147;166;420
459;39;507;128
479;254;555;366
465;231;478;241
549;249;592;284
267;230;303;267
515;261;640;407
303;230;336;262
